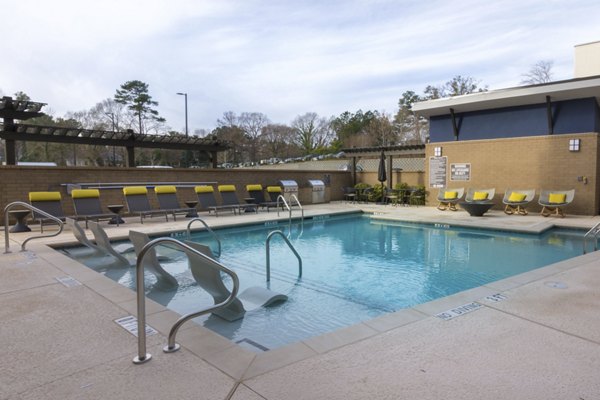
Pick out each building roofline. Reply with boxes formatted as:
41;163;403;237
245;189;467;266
412;75;600;117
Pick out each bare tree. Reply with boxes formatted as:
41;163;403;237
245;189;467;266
238;112;270;162
520;60;554;85
291;112;333;154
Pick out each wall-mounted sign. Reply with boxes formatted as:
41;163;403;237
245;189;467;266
429;156;447;188
451;163;471;181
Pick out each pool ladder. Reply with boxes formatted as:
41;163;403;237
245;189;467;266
583;221;600;254
3;201;64;253
186;217;222;257
277;194;304;230
133;237;239;364
265;230;302;282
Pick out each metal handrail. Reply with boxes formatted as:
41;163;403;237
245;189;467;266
186;217;222;257
265;230;302;282
583;221;600;254
290;194;304;223
133;237;239;364
3;201;64;253
276;194;304;230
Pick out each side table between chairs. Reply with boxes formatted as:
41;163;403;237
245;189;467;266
9;210;32;232
184;200;199;218
107;205;125;226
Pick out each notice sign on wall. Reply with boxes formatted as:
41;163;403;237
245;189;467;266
429;156;447;188
451;163;471;181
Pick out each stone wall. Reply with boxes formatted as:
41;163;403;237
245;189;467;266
425;132;599;215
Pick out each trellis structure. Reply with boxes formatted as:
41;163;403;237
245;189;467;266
0;96;229;167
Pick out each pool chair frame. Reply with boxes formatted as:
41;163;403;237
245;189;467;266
154;186;192;221
436;188;464;211
246;184;281;212
218;185;257;215
539;189;575;218
123;186;169;224
502;189;536;215
29;191;67;233
194;185;238;216
71;189;115;228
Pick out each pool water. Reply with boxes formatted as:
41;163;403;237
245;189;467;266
65;214;585;351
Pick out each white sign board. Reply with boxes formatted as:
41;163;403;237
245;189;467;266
429;156;447;188
450;163;471;181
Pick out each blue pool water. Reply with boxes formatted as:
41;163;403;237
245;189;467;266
65;214;585;351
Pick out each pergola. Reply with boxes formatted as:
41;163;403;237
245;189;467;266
341;141;426;186
0;96;230;167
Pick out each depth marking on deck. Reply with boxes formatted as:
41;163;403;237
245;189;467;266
485;293;508;302
436;302;482;321
55;276;82;288
114;316;158;337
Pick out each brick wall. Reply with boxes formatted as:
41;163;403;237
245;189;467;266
425;132;599;215
0;167;352;217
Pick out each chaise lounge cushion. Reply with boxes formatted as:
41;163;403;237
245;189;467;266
472;191;488;201
508;192;526;202
548;193;567;204
444;191;458;200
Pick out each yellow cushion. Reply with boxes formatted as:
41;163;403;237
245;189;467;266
194;185;214;194
246;184;263;192
123;186;147;196
472;191;488;201
71;189;99;199
29;191;61;202
218;185;236;192
548;193;567;204
267;186;282;193
154;185;177;194
508;192;526;202
443;191;458;200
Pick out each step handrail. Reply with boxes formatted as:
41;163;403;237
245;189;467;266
3;201;64;253
276;194;304;229
583;221;600;254
265;230;302;282
133;237;239;364
186;217;222;257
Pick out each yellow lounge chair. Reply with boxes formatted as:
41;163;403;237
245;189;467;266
436;188;464;211
539;189;575;218
502;189;535;215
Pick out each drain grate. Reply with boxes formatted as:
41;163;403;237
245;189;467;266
236;338;269;352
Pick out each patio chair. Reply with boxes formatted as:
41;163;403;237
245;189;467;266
184;240;287;322
29;191;66;233
122;186;169;224
246;184;280;212
71;189;115;228
218;185;257;214
436;188;464;211
195;185;237;216
465;188;495;203
341;187;357;203
408;187;427;206
153;185;191;221
539;189;575;218
67;218;130;268
129;230;178;290
502;189;536;215
88;221;131;266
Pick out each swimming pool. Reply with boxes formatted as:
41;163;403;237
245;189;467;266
64;214;585;351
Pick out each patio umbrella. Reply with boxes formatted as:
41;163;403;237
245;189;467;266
377;150;386;203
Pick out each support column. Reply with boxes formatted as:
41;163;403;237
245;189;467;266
450;108;459;141
3;117;16;165
211;151;218;168
546;96;554;135
387;155;393;189
126;146;135;167
352;156;357;185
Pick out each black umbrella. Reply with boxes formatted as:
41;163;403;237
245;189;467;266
377;150;386;203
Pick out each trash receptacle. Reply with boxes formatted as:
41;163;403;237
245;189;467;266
308;179;325;204
278;180;298;203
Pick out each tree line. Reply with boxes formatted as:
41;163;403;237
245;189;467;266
1;61;552;167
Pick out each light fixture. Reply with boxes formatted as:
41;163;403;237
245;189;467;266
176;92;188;137
434;147;442;157
569;139;580;152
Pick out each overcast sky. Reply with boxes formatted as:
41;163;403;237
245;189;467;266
2;0;599;134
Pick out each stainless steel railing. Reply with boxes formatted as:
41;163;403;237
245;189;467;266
276;194;304;228
133;237;239;364
186;217;222;257
583;221;600;254
3;201;64;253
265;230;302;282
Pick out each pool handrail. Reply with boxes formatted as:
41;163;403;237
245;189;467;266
583;221;600;254
186;217;222;257
265;230;302;282
133;236;239;364
276;194;304;230
3;201;64;253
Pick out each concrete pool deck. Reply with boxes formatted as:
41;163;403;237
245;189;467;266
1;203;600;399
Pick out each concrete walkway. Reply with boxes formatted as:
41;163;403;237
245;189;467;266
1;203;599;399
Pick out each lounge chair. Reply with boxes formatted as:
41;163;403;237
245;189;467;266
88;221;131;266
436;188;464;211
123;186;169;224
184;240;287;321
539;189;575;218
502;189;536;215
154;185;191;221
29;191;66;232
218;185;257;215
246;184;280;212
195;185;237;216
342;187;357;203
71;189;115;228
129;230;178;290
67;218;130;267
465;188;495;203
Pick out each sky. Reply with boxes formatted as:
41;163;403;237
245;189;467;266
2;0;600;134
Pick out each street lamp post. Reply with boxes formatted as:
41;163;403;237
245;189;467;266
176;92;188;137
